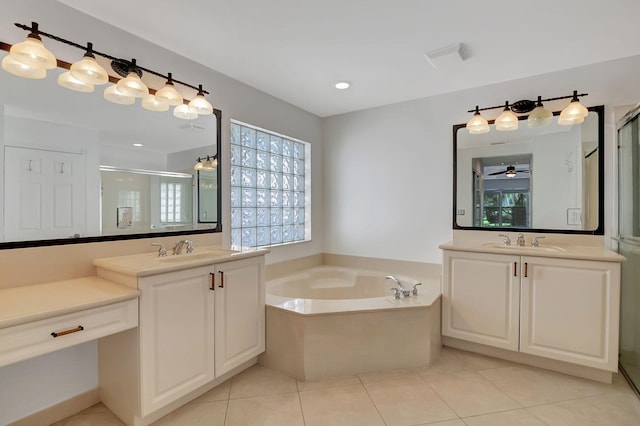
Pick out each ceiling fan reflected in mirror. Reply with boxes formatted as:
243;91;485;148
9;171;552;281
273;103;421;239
488;165;530;178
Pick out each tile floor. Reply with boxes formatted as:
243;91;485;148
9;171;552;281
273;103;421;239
53;347;640;426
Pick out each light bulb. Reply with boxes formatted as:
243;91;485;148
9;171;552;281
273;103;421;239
466;106;490;134
173;104;198;120
194;159;204;171
57;71;94;92
104;84;135;105
1;54;46;79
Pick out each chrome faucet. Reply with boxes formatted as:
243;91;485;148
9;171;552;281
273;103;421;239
151;243;167;257
172;239;193;255
498;234;511;246
386;275;410;297
517;233;525;247
531;236;545;247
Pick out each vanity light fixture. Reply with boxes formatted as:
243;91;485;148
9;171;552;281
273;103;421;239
103;83;135;105
69;42;108;86
1;54;46;79
188;85;214;115
1;21;215;120
194;155;218;171
155;73;184;106
527;96;553;128
558;90;589;125
57;70;94;92
495;101;519;131
465;90;589;134
116;59;149;98
5;22;56;72
466;106;490;134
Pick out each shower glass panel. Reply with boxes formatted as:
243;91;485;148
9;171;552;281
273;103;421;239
618;110;640;396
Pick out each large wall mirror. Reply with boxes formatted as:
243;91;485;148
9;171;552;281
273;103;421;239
0;47;222;249
453;105;604;234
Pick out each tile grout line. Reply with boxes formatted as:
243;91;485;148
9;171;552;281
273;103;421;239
358;376;389;426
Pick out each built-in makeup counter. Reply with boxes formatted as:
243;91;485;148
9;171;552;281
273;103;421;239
0;277;139;367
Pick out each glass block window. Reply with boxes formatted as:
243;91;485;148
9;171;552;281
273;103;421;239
230;120;309;247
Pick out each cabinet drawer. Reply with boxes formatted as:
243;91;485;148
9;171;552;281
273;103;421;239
0;299;138;367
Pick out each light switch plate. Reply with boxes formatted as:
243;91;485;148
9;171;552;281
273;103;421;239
567;208;582;225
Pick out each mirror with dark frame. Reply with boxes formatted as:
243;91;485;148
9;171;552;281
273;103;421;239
453;105;604;234
0;46;222;249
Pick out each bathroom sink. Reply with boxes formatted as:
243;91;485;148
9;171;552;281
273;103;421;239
157;249;236;263
481;242;566;253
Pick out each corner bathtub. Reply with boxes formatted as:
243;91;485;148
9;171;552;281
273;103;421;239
259;266;441;380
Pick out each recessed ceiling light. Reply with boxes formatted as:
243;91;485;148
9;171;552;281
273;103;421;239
334;81;350;90
133;143;144;147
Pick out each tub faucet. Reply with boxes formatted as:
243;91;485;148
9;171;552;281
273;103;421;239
498;234;511;246
386;275;410;297
517;233;525;247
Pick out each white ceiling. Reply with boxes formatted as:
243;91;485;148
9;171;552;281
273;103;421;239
57;0;640;117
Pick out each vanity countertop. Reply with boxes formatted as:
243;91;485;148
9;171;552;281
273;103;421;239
439;240;626;262
0;277;140;329
93;246;269;277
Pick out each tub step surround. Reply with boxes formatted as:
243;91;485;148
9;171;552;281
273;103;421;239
260;264;442;380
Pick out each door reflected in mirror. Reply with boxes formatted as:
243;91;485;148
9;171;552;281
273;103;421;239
453;106;603;234
0;49;221;247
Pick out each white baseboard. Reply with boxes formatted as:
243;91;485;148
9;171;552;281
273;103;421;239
8;388;100;426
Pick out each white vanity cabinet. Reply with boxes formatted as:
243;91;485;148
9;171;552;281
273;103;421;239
138;265;215;416
96;250;266;426
442;250;520;351
442;248;621;373
519;256;620;371
214;256;265;377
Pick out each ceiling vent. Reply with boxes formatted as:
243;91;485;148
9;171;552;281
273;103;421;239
424;43;468;69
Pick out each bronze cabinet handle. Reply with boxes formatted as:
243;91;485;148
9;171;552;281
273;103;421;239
513;262;518;277
51;325;84;338
524;262;528;278
219;271;224;288
210;272;215;291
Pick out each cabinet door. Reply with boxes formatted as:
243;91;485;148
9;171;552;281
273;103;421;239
214;256;265;377
442;250;520;351
139;266;215;415
520;257;620;371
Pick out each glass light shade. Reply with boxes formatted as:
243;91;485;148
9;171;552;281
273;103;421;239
558;114;585;126
173;104;198;120
57;71;94;93
506;170;517;178
495;109;519;131
1;55;46;79
155;82;183;106
527;105;553;128
188;94;213;115
116;71;148;98
9;36;57;70
466;112;490;134
70;56;108;85
141;94;169;112
558;100;589;125
103;84;135;105
202;156;217;170
194;160;204;171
